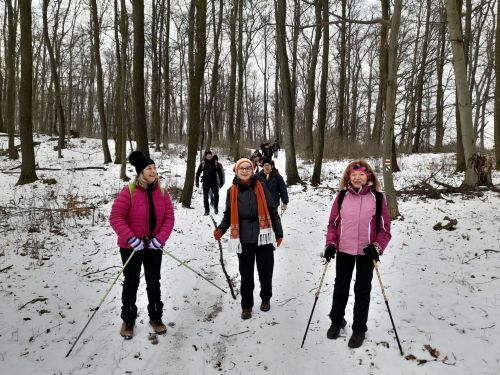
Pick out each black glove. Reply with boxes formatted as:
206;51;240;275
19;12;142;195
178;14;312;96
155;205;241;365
363;244;380;263
324;244;336;262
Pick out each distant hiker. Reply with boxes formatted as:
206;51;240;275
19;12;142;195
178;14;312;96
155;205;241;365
213;158;283;320
272;140;280;159
251;154;262;174
209;154;225;209
322;159;391;349
258;158;288;213
196;150;224;215
262;142;273;160
110;151;175;339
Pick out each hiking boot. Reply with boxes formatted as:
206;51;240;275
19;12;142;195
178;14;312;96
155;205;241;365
149;319;167;335
326;318;347;339
204;211;210;216
214;208;219;215
348;332;365;348
241;308;252;320
120;321;134;339
260;301;270;312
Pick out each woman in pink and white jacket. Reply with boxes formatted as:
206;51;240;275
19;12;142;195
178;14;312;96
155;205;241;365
110;151;175;339
322;159;391;349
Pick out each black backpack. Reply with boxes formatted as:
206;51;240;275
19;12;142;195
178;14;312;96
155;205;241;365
337;189;384;232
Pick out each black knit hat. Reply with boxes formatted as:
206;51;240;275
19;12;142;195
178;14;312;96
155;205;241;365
204;150;213;157
128;151;155;175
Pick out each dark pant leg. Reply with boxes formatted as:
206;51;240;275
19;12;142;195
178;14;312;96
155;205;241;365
352;255;374;333
238;244;257;309
255;244;274;302
120;248;142;323
329;251;356;324
143;250;164;320
202;186;211;212
211;185;220;210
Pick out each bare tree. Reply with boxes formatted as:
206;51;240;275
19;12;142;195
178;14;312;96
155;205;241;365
132;0;149;155
5;0;18;160
496;0;500;169
275;0;301;184
17;0;38;185
446;0;479;186
311;0;328;186
181;0;207;207
90;0;112;163
383;0;401;218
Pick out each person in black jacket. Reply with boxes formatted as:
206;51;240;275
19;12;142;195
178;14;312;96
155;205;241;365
196;150;224;215
214;158;283;320
258;158;288;213
272;140;280;159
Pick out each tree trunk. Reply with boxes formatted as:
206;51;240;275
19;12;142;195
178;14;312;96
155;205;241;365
275;0;301;184
43;0;66;158
90;0;112;163
119;0;129;179
234;0;244;158
181;0;207;207
303;0;322;160
17;0;37;185
6;0;18;160
435;4;446;151
371;0;389;147
446;0;479;186
495;0;500;169
311;0;328;186
382;0;402;219
228;0;237;159
336;0;347;141
132;0;149;155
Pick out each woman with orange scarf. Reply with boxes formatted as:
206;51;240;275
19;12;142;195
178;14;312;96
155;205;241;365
214;158;283;319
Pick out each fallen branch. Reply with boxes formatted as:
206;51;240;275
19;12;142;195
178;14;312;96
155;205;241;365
220;330;250;338
18;297;48;311
81;266;120;277
0;264;13;273
462;249;500;264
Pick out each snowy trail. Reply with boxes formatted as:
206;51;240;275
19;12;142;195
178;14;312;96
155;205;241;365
1;139;499;374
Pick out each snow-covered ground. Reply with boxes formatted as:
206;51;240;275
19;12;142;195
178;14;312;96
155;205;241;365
0;136;499;375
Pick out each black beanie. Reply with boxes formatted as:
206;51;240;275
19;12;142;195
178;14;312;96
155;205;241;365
204;150;213;157
129;151;155;175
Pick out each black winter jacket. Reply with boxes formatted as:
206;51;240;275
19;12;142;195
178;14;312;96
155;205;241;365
218;176;283;244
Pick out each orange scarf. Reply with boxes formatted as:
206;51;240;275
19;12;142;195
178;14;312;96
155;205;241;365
229;179;275;253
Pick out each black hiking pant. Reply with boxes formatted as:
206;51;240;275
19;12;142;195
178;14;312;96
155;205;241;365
203;184;219;212
120;248;163;324
237;243;274;309
329;251;374;333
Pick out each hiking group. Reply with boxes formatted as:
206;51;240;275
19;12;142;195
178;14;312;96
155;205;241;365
108;147;391;350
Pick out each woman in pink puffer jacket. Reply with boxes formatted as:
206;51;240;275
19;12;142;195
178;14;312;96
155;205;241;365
110;151;175;339
322;159;391;349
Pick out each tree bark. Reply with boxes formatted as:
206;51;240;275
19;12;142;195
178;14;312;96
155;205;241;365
132;0;149;155
311;0;328;186
6;0;18;160
90;0;112;163
275;0;301;184
495;0;500;169
181;0;207;207
446;0;479;186
382;0;402;219
17;0;38;185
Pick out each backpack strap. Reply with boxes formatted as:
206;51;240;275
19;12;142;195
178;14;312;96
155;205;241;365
129;182;165;200
337;189;348;211
128;182;135;200
375;191;383;233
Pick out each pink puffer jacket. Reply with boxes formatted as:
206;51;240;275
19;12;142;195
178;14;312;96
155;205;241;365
326;184;391;255
110;182;175;249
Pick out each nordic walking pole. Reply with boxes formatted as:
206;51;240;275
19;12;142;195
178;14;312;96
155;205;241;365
301;260;330;348
209;215;237;299
65;249;136;357
162;249;227;294
373;260;404;356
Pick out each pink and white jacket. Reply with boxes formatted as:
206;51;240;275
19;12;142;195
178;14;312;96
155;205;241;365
110;182;175;249
326;184;391;256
